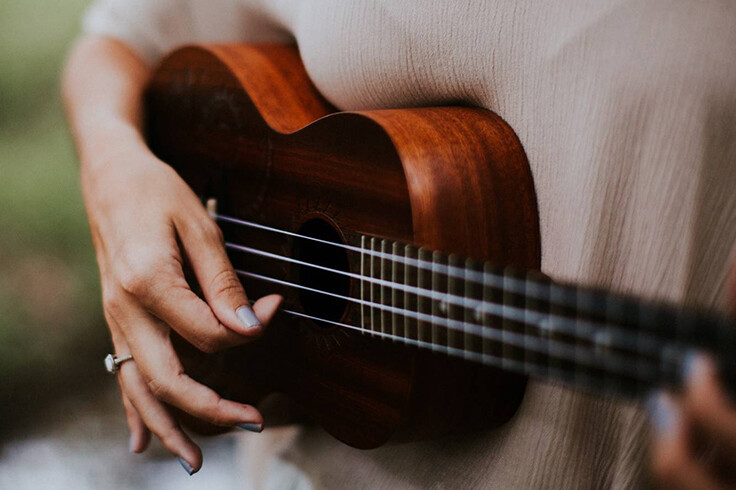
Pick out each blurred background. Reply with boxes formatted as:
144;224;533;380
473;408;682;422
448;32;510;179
0;1;243;487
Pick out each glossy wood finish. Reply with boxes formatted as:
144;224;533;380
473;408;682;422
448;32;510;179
145;44;541;448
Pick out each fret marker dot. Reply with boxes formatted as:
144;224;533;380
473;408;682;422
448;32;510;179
438;300;448;315
473;308;483;322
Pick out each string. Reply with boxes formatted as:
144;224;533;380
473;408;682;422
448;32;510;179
226;241;669;356
235;268;682;383
217;213;527;291
215;213;691;333
280;308;655;397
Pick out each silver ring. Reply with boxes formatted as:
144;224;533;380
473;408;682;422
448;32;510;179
104;353;134;374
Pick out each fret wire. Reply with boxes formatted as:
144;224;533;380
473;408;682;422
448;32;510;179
484;263;503;360
236;268;674;382
526;271;549;379
447;254;464;355
370;237;378;336
280;307;658;398
464;258;482;360
418;248;432;345
391;242;404;340
380;240;390;336
432;251;448;354
360;236;366;333
405;245;418;341
225;241;668;356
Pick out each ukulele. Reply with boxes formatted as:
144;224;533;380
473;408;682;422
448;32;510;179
144;44;736;449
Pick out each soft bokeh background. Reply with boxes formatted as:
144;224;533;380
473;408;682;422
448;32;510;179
0;2;244;487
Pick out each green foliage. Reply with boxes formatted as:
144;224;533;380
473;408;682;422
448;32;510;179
0;0;111;433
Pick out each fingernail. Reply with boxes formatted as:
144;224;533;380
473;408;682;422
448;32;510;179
177;457;196;476
681;351;710;388
236;422;263;433
236;305;261;330
129;435;136;453
646;392;679;437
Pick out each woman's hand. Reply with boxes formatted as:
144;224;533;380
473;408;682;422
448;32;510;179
649;266;736;489
649;356;736;490
64;35;281;475
87;147;281;473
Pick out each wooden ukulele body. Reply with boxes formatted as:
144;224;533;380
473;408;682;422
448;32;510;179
145;44;540;449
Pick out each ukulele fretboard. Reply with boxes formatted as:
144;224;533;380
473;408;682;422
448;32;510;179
356;234;735;398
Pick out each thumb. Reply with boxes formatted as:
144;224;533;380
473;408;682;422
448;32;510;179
180;220;282;335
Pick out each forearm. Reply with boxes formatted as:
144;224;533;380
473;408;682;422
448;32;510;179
62;35;151;176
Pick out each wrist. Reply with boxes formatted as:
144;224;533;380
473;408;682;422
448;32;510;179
78;118;148;171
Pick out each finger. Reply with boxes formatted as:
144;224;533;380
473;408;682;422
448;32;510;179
123;304;264;429
119;360;203;475
121;389;151;453
176;214;281;335
648;392;725;490
252;294;284;325
106;312;151;453
683;355;736;456
137;275;264;352
114;241;262;352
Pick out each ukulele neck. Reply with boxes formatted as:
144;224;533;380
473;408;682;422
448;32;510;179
354;235;736;398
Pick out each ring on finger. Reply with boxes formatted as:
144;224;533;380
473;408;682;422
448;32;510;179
105;353;134;374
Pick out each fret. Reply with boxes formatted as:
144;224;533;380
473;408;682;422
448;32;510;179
369;237;379;336
550;282;575;384
464;259;483;360
391;242;405;339
483;263;504;360
360;235;367;334
417;248;432;344
638;299;664;394
447;254;464;353
571;285;591;393
432;251;449;354
575;288;607;391
502;267;525;370
404;245;419;341
380;239;390;336
525;272;550;379
605;292;635;396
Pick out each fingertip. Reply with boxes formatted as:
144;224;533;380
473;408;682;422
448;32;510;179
683;352;716;390
131;429;151;454
241;403;264;422
235;305;262;331
646;391;680;441
130;428;151;453
179;445;203;475
253;294;283;326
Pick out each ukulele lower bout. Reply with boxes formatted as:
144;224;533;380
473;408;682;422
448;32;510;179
146;43;541;448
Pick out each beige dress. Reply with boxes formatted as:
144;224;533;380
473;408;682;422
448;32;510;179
83;0;736;488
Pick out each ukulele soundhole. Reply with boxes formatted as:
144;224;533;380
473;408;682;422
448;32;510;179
292;218;351;328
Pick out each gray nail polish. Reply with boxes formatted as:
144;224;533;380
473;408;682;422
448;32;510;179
236;422;263;433
236;305;261;330
646;392;678;436
680;351;698;384
177;457;195;476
